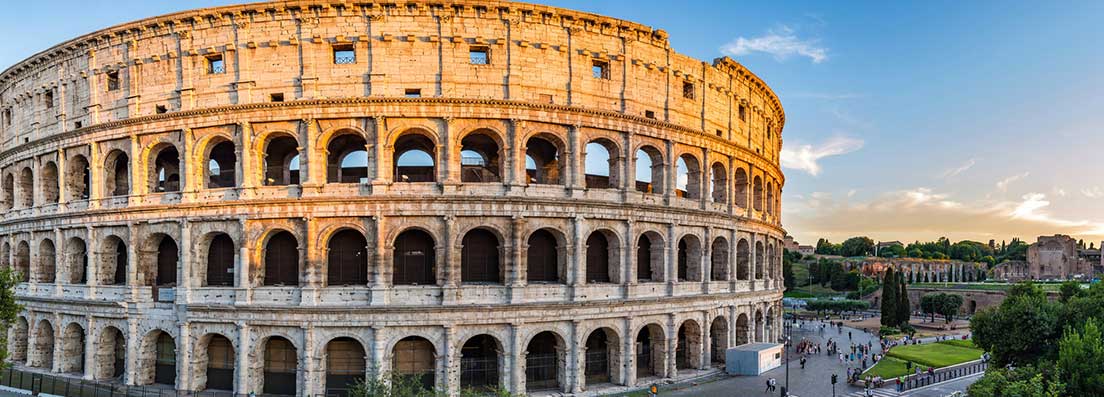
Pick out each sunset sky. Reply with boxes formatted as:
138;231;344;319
4;0;1102;246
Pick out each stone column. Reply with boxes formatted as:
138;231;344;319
56;148;67;210
235;218;252;305
508;215;526;303
88;142;102;208
370;325;387;380
625;219;636;286
235;322;251;394
370;117;389;186
570;216;585;300
509;323;525;394
700;147;710;209
301;217;319;305
622;318;636;386
570;320;584;393
178;220;192;303
663;139;675;205
370;214;389;305
666;222;676;296
301;325;318;396
567;125;583;195
82;316;95;380
177;322;193;391
440;117;459;189
665;314;677;378
442;325;458;395
238;121;254;198
701;311;712;367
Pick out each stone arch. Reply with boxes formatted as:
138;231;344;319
64;237;88;284
17;167;33;208
40;161;59;204
525;330;567;392
675;153;701;199
766;244;776;280
766;307;776;342
634;145;665;194
735;313;750;346
461;227;503;284
677;234;703;282
263;230;300;286
754;310;764;342
261;131;301;186
392;228;437;285
459;334;505;391
202;232;236;287
256;335;299;395
104;150;130;196
675;319;703;370
524;133;565;185
766;181;774;215
584;138;621;189
135;329;177;386
710;162;727;204
1;172;13;210
392;335;437;390
35;238;56;283
459;128;504;183
585;229;621;284
204;136;238;189
100;235;128;285
636;231;664;282
326;129;369;184
9;316;28;363
327;228;369;286
140;233;178;287
66;155;91;201
14;240;29;282
753;175;764;212
393;130;437;183
30;319;54;369
754;241;765;280
710;236;730;281
324;337;367;396
709;316;728;365
195;332;236;392
526;228;567;283
147;142;181;193
634;323;666;379
58;322;86;374
583;327;623;387
93;325;126;380
0;241;8;271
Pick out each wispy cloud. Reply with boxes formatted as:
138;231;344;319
780;136;864;176
940;158;977;179
719;25;828;63
996;172;1029;192
1082;187;1104;198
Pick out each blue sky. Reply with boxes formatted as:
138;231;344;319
4;1;1103;245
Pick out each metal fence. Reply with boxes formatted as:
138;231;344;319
898;360;988;392
0;367;249;397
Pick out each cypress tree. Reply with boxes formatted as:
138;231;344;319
897;273;911;327
880;268;898;327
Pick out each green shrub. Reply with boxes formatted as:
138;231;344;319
879;326;899;336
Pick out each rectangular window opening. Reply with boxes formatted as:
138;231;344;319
644;110;656;119
682;82;695;99
592;60;609;79
739;105;747;121
3;109;10;126
74;121;82;129
539;94;553;104
45;91;54;109
270;93;285;102
716;129;723;137
405;88;422;98
207;55;225;74
155;105;168;114
333;44;356;64
106;71;120;91
469;46;489;65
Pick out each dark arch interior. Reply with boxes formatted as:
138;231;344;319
461;229;501;283
69;155;91;200
525;136;562;185
460;335;500;391
585;232;611;283
637;235;653;282
327;133;368;183
206;335;235;391
393;229;435;285
526;229;560;283
328;229;368;286
392;336;435;390
206;234;235;287
584;330;612;385
109;153;130;196
207;140;237;188
154;332;176;386
155;236;178;286
460;132;501;183
526;332;561;391
153;146;180;193
325;337;366;397
393;133;436;183
263;337;297;395
112;238;127;285
264;136;300;186
264;231;299;286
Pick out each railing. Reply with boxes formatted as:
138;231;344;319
897;360;988;392
0;367;242;397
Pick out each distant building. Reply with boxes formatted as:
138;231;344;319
994;235;1098;281
783;235;801;252
875;241;904;256
798;245;816;256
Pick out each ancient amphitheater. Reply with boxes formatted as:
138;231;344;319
0;0;785;395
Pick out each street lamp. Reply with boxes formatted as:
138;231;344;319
780;318;792;397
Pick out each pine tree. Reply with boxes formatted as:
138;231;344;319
880;268;898;327
897;274;910;328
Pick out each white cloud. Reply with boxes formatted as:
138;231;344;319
940;158;977;179
1082;187;1104;198
780;136;864;176
995;172;1029;192
719;26;828;63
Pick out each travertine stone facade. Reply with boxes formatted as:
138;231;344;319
0;1;785;395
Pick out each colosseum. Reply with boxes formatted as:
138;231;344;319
0;0;785;395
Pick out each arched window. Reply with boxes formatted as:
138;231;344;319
263;135;300;186
526;331;564;392
733;168;748;209
636;325;665;379
58;323;86;374
754;241;764;279
207;140;237;188
460;131;501;183
736;239;750;281
585;232;612;283
325;337;366;396
584;140;619;189
735;314;750;346
583;328;621;387
204;335;235;391
525;135;563;185
206;234;235;287
675;321;702;370
41;161;59;204
263;337;298;395
105;151;130;196
635;146;664;194
37;239;56;283
710;162;727;203
155;236;178;286
393;133;436;183
710;317;728;364
65;237;88;284
93;326;125;380
636;233;663;282
677;236;702;282
675;154;701;199
710;237;729;281
18;167;33;208
153;332;176;386
327;229;368;286
461;229;501;284
460;335;501;390
752;176;763;212
112;237;127;285
2;173;13;210
151;145;180;193
327;132;368;183
14;241;30;282
31;320;54;369
393;229;436;285
393;336;436;390
67;155;90;201
526;229;560;283
766;181;774;215
264;231;299;286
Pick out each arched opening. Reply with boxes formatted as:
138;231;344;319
0;242;8;271
10;317;28;363
30;320;54;369
152;332;176;386
526;229;562;283
460;131;502;183
153;235;178;286
206;234;236;287
675;154;700;199
634;146;664;194
14;241;30;282
585;231;613;283
393;229;436;285
327;229;368;286
766;181;774;216
460;334;502;391
711;237;730;281
675;320;702;370
94;326;126;380
710;162;727;204
585;140;619;189
393;133;436;183
65;237;88;284
766;308;775;342
18;167;33;208
262;336;298;395
766;244;776;280
40;161;59;204
327;132;368;183
752;176;763;212
461;228;501;284
103;236;128;285
206;140;238;188
59;323;86;375
392;336;436;390
677;236;702;282
710;317;728;366
263;231;299;286
635;324;664;379
755;242;764;280
584;328;622;387
263;135;300;186
735;314;749;346
36;239;56;283
733;168;748;209
105;151;130;197
969;300;977;314
150;145;181;193
524;135;564;185
2;173;13;210
526;331;565;392
325;337;366;397
202;334;235;391
637;232;663;282
737;239;750;281
754;311;764;342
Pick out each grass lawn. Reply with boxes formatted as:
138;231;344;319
863;340;983;379
938;339;976;349
863;356;931;379
911;282;1066;292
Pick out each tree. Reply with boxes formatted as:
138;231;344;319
971;287;1061;366
783;256;795;291
1057;319;1104;395
840;236;875;257
0;268;22;365
880;268;898;327
1058;281;1082;303
937;294;963;323
920;294;939;322
896;273;910;326
967;366;1065;397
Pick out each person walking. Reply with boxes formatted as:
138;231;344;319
800;356;807;369
765;378;771;392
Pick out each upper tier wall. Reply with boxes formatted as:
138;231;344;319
0;0;784;164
